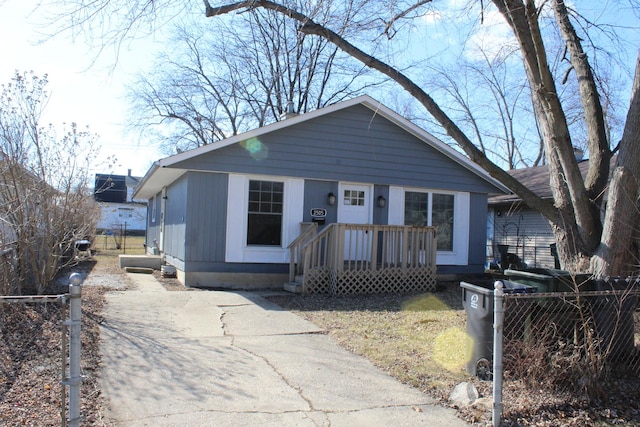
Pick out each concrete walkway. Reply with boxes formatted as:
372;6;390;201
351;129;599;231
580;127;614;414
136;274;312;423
98;273;470;426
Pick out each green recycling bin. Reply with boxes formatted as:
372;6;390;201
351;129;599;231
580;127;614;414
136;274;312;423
504;268;593;293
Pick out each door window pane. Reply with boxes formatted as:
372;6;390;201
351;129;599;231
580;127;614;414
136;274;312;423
247;180;283;246
343;190;365;206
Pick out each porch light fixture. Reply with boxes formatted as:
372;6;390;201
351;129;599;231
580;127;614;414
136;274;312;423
377;195;386;208
327;192;336;206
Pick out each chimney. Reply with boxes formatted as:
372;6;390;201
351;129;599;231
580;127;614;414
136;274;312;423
573;147;584;161
128;169;132;176
280;100;298;120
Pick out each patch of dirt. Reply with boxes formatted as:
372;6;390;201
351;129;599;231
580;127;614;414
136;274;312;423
152;270;195;291
0;257;124;426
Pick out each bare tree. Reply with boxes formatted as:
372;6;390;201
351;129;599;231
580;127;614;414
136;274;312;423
199;0;639;276
43;0;640;276
128;4;379;153
426;51;537;169
0;71;101;295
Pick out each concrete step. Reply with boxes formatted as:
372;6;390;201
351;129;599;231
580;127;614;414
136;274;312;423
283;281;303;294
119;254;162;270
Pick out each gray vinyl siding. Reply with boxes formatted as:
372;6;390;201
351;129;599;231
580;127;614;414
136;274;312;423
184;172;228;263
163;175;188;260
303;180;338;225
491;204;556;269
373;185;389;225
170;105;499;194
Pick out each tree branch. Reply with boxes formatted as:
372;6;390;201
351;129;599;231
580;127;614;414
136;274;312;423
383;1;434;39
553;0;611;201
204;0;555;219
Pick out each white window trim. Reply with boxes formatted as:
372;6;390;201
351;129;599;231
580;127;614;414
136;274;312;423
388;186;469;265
226;174;304;263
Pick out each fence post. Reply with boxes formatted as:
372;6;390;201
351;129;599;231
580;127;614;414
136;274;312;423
493;280;505;427
67;273;83;427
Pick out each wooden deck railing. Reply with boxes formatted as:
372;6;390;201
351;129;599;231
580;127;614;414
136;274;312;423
289;223;438;294
288;222;318;282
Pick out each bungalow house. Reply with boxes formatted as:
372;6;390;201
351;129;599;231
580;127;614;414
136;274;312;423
133;95;507;293
488;154;611;270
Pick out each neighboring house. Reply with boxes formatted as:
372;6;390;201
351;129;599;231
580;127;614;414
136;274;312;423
94;171;147;236
133;95;507;291
488;155;610;270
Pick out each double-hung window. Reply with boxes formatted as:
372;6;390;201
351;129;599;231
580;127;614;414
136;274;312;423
404;191;455;251
247;180;283;246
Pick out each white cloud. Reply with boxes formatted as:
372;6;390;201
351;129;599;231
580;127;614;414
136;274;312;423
464;9;518;62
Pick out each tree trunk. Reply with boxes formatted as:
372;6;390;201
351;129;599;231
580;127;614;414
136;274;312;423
494;0;601;257
591;167;639;277
591;52;640;277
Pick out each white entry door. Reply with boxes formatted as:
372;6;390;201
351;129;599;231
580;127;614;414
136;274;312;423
338;183;372;260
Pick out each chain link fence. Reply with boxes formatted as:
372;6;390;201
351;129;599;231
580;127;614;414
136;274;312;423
0;277;82;426
498;281;640;424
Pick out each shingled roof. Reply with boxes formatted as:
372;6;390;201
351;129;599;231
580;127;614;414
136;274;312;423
489;158;613;204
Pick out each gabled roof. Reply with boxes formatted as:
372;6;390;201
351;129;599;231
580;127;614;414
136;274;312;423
133;95;509;199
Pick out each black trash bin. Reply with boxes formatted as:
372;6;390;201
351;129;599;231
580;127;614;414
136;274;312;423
461;279;537;380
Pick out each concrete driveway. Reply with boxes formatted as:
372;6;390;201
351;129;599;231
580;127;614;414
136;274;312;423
98;273;470;426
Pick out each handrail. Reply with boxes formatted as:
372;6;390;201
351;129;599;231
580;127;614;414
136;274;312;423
287;222;318;250
288;222;318;282
301;222;337;251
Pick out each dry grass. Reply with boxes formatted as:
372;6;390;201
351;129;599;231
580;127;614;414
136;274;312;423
92;235;146;256
265;286;493;423
0;252;118;425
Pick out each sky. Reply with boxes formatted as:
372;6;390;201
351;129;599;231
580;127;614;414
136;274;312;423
0;1;637;178
0;1;163;177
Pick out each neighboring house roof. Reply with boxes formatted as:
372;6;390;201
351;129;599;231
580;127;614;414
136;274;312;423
489;157;615;205
133;95;509;199
94;173;143;203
